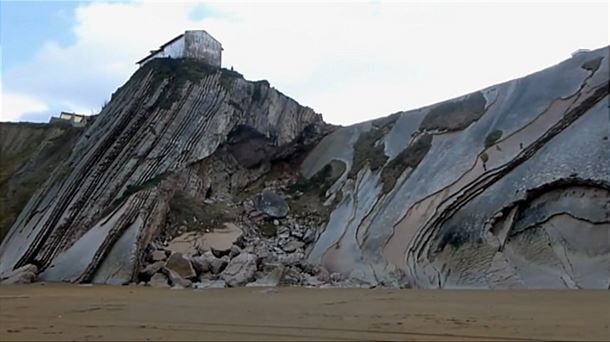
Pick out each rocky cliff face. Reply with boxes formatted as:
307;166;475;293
0;59;326;285
302;46;609;289
1;48;608;289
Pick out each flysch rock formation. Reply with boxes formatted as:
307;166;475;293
301;46;609;289
0;47;608;289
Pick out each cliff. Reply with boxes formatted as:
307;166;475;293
1;47;608;289
302;46;609;288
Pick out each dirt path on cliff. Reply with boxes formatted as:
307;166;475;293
1;285;608;341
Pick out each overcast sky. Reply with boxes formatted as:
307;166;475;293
1;1;608;125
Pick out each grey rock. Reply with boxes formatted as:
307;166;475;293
194;279;226;289
255;191;289;218
221;253;259;287
150;250;167;262
149;273;170;288
139;261;165;278
0;264;38;285
330;272;344;283
229;245;242;258
165;253;196;279
210;254;229;274
277;251;305;266
246;266;284;287
281;240;304;253
190;256;210;274
163;268;193;288
303;274;325;287
302;228;317;244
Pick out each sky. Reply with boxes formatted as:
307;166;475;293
1;1;608;125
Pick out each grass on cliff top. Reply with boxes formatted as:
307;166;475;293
136;58;244;110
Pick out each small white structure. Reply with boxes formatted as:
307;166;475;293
49;112;89;127
137;30;222;67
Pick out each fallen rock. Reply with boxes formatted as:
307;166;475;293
195;251;228;274
280;266;303;286
255;191;289;218
149;273;170;288
277;251;305;266
165;253;196;279
302;228;317;244
139;261;165;278
246;266;284;287
194;279;226;289
150;250;167;262
311;265;330;283
163;268;193;288
190;256;210;274
0;264;38;285
230;245;242;258
221;253;259;287
303;274;325;287
281;239;304;253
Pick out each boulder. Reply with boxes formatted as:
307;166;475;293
149;273;170;288
150;250;167;262
221;253;259;287
0;264;38;285
139;261;166;278
254;191;289;218
229;245;242;258
246;266;284;287
190;256;210;274
163;268;192;288
194;279;226;289
195;251;228;274
280;266;303;286
312;265;330;283
303;274;325;287
302;228;317;244
277;251;305;266
281;239;304;253
165;252;196;279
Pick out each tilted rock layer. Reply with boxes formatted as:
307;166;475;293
1;47;608;289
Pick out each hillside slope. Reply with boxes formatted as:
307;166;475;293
1;48;607;289
0;122;84;240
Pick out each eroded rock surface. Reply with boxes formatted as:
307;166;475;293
1;48;608;289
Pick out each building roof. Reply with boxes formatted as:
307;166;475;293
136;33;185;65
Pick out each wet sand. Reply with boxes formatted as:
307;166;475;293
0;284;608;341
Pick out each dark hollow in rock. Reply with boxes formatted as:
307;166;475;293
227;125;277;168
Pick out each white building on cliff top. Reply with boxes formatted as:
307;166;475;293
137;30;222;67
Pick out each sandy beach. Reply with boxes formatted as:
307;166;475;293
0;284;608;341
